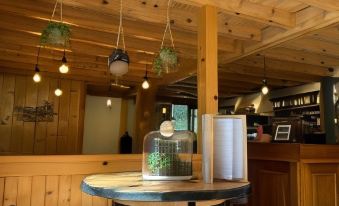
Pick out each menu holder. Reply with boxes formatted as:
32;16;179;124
202;114;248;183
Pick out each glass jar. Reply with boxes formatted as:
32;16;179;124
142;122;193;180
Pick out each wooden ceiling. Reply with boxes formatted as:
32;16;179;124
0;0;339;100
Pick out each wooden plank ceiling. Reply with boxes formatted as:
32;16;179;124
0;0;339;100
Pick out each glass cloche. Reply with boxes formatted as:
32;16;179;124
142;121;193;180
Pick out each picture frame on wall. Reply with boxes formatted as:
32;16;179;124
274;125;291;141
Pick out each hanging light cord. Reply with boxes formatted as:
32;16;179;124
263;56;267;80
35;46;41;66
161;0;175;49
116;0;126;51
144;64;148;78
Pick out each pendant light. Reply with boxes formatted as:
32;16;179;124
33;46;42;83
261;56;269;95
55;80;63;96
142;65;150;90
108;0;129;77
59;49;69;73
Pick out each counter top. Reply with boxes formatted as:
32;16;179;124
248;142;339;163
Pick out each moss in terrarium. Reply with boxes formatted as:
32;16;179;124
147;152;172;173
40;22;71;47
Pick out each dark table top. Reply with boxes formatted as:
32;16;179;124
81;172;250;202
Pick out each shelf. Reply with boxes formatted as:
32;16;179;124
273;104;319;112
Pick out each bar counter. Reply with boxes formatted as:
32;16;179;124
247;142;339;206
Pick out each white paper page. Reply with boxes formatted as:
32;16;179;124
232;118;244;179
213;118;233;180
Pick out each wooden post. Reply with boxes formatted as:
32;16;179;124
134;86;158;153
197;5;218;153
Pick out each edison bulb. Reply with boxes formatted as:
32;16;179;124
142;79;150;89
59;63;69;74
261;85;269;95
106;98;112;108
54;88;63;96
33;72;41;83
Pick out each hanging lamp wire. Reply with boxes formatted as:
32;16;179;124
116;0;126;51
161;0;175;49
263;56;267;80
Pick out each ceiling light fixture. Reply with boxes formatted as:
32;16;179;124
108;0;129;77
55;88;63;96
33;64;41;83
261;56;269;95
142;65;150;90
55;80;63;96
33;46;42;83
59;49;69;73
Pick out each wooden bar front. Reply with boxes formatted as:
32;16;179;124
247;142;339;206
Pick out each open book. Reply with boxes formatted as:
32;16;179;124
202;114;247;183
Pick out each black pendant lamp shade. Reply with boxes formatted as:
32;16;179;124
108;49;130;76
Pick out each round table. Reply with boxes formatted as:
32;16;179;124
81;172;250;206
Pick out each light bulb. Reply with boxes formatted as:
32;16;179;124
142;79;150;89
59;63;69;74
54;88;63;96
261;85;269;95
106;98;112;108
33;72;41;83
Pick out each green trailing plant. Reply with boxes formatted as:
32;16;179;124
40;22;71;47
147;152;171;173
159;47;177;66
152;47;178;76
153;55;163;76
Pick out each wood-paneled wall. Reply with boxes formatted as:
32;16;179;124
0;154;202;206
0;73;85;155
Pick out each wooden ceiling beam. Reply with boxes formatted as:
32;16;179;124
221;63;322;82
217;71;301;87
0;63;146;87
174;0;295;28
284;37;339;59
296;0;339;11
236;56;334;76
0;14;201;59
0;0;255;46
260;47;339;68
219;7;339;64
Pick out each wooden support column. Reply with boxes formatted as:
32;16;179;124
197;5;218;153
134;86;158;153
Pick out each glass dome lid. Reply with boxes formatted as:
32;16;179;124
142;121;194;181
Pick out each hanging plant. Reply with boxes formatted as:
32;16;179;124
152;0;178;76
159;47;177;66
40;22;71;47
40;0;71;47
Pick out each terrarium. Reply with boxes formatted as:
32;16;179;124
142;121;193;180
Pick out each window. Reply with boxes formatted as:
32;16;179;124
172;104;188;130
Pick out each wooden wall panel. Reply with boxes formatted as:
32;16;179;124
46;78;59;154
23;76;38;154
45;176;59;206
0;74;15;153
0;72;84;155
17;176;32;206
0;155;202;206
34;77;50;154
312;174;336;206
